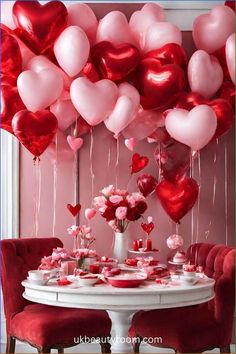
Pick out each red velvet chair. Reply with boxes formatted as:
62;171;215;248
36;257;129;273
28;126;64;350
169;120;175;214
0;237;111;354
130;243;235;353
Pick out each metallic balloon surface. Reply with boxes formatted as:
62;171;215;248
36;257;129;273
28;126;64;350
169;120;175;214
1;27;22;80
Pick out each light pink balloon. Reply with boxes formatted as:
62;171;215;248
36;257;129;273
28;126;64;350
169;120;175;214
67;3;98;45
104;83;140;135
188;50;223;99
17;69;63;112
28;55;72;89
143;22;182;53
165;105;217;151
123;108;165;140
226;34;235;84
129;3;165;48
125;138;136;151
192;5;235;53
54;26;90;77
1;1;15;29
50;99;79;131
67;135;84;152
46;130;73;163
96;11;137;46
70;77;118;126
85;208;96;220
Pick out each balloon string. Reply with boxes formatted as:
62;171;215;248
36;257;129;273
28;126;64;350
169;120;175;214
52;134;58;237
224;142;228;245
196;152;201;244
157;142;161;181
90;128;95;205
190;153;194;245
34;159;41;237
115;135;120;189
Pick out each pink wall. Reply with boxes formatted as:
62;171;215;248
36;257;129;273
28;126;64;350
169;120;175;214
20;4;235;263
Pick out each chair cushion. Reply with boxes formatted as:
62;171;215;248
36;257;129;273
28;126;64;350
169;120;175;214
131;305;221;353
10;304;111;348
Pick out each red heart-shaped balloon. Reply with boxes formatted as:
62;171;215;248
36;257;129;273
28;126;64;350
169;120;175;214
132;58;186;110
131;153;149;174
146;43;187;69
137;174;158;197
175;92;234;139
82;60;101;83
225;1;235;11
13;1;68;54
156;176;199;223
12;110;58;158
67;203;81;217
154;140;191;183
218;81;235;112
1;85;25;134
91;41;141;81
141;222;154;235
1;27;22;80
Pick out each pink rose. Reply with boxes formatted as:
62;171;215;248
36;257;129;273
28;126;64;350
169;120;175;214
126;195;136;207
115;189;128;196
101;185;114;197
67;225;80;236
115;206;127;220
109;195;123;204
93;196;107;207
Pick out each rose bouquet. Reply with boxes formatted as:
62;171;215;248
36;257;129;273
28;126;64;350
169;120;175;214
38;247;71;270
93;185;148;233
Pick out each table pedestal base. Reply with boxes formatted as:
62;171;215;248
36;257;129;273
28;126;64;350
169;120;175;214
107;310;135;353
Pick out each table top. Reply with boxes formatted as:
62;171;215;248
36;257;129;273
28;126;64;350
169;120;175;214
22;276;215;311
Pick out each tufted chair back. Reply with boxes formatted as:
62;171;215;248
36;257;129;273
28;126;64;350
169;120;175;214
0;237;63;334
187;243;235;344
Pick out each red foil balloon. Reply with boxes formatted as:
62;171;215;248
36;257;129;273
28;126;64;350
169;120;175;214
131;153;149;174
146;43;187;69
156;176;199;223
82;60;101;83
154;140;191;182
90;41;141;81
12;110;58;158
225;1;235;11
132;58;186;110
1;85;25;134
175;92;234;139
13;1;68;54
218;81;235;111
137;174;158;197
1;27;22;80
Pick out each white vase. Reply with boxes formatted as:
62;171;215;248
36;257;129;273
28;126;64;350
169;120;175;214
112;231;129;264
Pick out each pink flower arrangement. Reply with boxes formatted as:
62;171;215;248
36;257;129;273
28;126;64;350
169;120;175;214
93;185;148;232
67;224;96;250
38;247;71;270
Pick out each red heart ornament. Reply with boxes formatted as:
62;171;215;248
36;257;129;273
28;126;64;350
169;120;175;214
146;43;187;69
132;58;186;110
131;153;149;174
12;110;58;158
13;1;68;54
91;41;141;81
1;85;25;135
154;140;191;183
137;174;158;197
1;27;22;80
175;92;234;139
156;177;199;223
67;203;81;217
141;222;154;235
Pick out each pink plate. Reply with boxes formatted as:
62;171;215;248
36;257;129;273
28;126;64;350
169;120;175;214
107;272;147;288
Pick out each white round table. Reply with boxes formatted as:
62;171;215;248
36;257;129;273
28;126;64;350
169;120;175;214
22;277;215;353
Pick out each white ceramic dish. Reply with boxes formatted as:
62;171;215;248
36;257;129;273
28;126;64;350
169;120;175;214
27;277;47;286
28;270;50;281
79;275;99;287
183;270;196;277
180;275;198;285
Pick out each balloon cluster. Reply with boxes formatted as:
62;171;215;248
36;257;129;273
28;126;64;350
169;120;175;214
1;2;235;220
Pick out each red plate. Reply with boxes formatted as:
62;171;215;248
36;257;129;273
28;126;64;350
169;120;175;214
107;273;147;288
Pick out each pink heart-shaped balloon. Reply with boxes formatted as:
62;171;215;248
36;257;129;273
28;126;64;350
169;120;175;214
129;3;165;48
104;83;140;135
123;108;165;140
143;22;182;53
67;3;98;45
28;55;72;89
50;99;79;131
54;26;90;77
165;105;217;151
70;77;118;126
17;69;63;112
193;5;235;53
188;50;223;99
125;138;136;151
226;33;235;84
85;208;96;220
67;135;84;152
96;11;137;46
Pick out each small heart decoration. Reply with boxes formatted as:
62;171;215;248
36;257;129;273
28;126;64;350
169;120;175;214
141;222;154;235
67;136;84;152
125;138;136;151
131;153;149;174
67;203;81;217
85;208;96;220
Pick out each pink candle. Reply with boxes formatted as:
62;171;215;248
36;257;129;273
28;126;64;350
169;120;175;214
146;238;152;251
138;239;143;248
133;240;139;251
